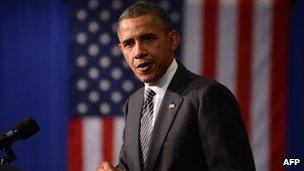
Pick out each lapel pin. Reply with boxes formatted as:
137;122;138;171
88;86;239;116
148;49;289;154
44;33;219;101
169;103;175;109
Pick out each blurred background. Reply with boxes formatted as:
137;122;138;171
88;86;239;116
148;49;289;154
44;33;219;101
0;0;303;171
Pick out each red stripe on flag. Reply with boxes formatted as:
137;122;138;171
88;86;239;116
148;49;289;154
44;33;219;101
236;0;253;136
270;0;289;170
102;118;114;163
68;118;83;171
203;0;219;77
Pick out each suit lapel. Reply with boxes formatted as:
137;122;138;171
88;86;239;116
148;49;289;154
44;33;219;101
128;88;144;170
144;62;191;170
145;91;183;170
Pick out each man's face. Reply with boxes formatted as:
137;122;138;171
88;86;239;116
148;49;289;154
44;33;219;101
118;15;179;85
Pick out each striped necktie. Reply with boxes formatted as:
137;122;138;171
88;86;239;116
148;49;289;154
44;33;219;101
140;88;156;164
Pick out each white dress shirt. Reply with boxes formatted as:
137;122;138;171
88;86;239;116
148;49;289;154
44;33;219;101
144;59;178;127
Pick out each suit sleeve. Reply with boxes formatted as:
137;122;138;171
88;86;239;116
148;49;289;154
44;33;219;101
198;83;256;171
116;98;129;171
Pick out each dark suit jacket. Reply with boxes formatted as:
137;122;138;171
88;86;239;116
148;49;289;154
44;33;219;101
117;62;256;171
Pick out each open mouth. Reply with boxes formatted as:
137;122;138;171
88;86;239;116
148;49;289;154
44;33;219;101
136;61;154;72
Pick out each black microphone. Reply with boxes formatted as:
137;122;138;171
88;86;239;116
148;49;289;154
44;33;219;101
0;117;40;149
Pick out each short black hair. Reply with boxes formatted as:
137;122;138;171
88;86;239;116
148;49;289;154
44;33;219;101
118;1;170;30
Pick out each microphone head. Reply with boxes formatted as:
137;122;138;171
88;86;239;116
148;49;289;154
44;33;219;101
10;117;40;140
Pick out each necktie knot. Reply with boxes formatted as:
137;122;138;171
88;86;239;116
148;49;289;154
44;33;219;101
144;88;156;101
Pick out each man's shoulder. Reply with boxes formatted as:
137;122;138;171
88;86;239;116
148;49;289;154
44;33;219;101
182;70;236;102
182;69;218;91
175;61;218;88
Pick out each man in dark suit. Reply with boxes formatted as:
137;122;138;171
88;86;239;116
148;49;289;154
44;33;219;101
97;2;255;171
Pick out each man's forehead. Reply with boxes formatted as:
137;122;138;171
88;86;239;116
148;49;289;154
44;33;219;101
118;15;156;29
117;15;161;39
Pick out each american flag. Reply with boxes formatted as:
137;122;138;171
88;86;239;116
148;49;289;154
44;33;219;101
68;1;139;171
68;0;289;171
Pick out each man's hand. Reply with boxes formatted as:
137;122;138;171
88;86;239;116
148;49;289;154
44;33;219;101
96;161;122;171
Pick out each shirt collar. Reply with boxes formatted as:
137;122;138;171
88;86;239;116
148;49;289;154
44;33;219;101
145;59;178;99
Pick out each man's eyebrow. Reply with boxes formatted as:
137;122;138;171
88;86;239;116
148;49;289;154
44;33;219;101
121;33;157;45
139;33;157;39
121;38;133;45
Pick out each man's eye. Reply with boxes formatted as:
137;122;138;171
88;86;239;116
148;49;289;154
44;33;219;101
142;35;156;42
123;41;133;48
143;37;152;41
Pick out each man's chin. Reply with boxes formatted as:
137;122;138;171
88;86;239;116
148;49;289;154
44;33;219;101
138;76;157;85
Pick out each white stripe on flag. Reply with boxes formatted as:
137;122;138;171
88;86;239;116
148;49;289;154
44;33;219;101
251;0;272;170
217;0;238;94
83;117;101;171
182;0;203;74
113;117;124;165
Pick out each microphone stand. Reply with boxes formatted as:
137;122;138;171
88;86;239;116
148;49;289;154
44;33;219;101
0;133;17;166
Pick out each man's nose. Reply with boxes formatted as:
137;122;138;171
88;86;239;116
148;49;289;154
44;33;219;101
133;42;147;59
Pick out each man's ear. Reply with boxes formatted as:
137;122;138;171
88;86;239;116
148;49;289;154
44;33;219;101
118;43;122;52
169;30;180;51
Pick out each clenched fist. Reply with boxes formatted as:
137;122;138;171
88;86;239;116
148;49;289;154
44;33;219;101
96;161;122;171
